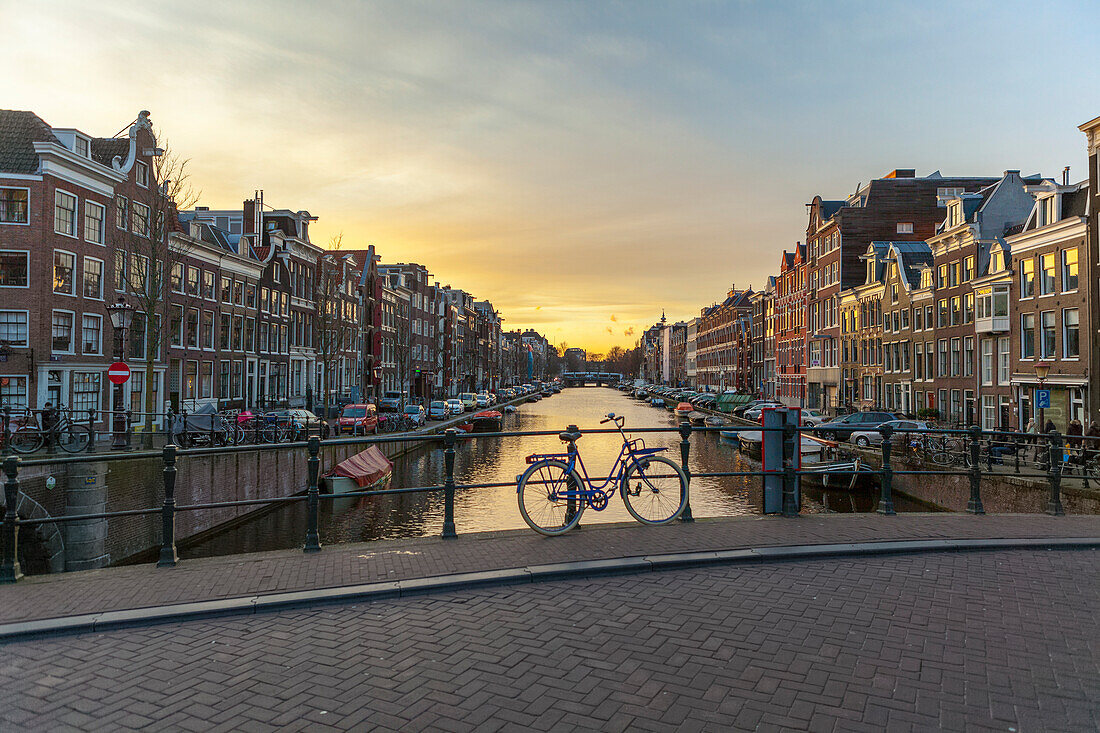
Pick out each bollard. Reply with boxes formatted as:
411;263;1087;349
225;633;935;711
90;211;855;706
1;405;9;458
966;425;985;515
1;456;22;583
1046;430;1065;516
442;428;458;538
87;408;96;453
877;424;896;515
158;445;179;567
677;421;694;522
781;422;798;517
125;409;133;449
165;407;174;444
304;436;322;552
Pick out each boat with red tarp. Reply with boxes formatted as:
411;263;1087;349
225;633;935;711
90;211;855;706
322;445;393;495
472;410;503;432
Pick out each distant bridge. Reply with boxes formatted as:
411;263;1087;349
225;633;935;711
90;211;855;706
562;372;622;387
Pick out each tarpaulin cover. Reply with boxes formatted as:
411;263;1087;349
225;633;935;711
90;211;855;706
323;445;393;487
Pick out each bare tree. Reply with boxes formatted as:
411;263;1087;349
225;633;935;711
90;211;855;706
110;126;199;445
314;233;359;418
391;296;412;399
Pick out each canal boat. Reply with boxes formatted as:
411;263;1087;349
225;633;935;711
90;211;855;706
472;410;503;432
688;411;709;426
322;445;393;495
502;404;518;413
705;415;725;428
800;457;876;491
735;431;833;463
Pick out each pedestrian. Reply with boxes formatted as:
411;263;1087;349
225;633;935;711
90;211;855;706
1085;423;1100;466
41;401;59;449
1067;419;1084;464
1045;418;1056;434
1026;418;1039;463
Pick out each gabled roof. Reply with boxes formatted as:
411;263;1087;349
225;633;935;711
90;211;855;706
0;109;60;174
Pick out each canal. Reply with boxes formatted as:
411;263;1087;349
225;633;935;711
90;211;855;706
183;387;928;559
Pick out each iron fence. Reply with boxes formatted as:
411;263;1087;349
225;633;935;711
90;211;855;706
0;420;1087;583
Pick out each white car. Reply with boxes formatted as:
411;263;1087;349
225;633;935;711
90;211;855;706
743;402;784;421
403;404;426;427
446;399;464;416
849;419;930;447
800;409;827;427
476;393;491;408
428;401;449;420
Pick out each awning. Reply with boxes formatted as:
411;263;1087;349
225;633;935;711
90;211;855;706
323;445;393;487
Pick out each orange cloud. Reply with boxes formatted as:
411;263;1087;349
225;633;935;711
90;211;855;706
624;327;635;336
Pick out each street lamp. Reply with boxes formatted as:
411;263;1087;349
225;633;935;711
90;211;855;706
1035;361;1051;431
105;296;135;449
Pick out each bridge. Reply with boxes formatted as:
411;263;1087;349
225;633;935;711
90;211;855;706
562;371;622;386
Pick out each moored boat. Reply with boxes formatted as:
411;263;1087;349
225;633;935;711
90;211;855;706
472;410;503;432
322;445;393;495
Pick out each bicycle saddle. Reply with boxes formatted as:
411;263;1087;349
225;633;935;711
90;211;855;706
558;430;582;442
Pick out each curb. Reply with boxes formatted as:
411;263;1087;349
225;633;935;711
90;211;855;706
2;537;1096;641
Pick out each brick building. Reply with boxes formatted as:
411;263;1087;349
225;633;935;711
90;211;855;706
775;247;806;406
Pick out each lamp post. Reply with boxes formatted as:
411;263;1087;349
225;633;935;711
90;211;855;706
105;296;135;450
1035;361;1051;431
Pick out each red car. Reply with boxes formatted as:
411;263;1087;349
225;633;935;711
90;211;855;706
337;403;379;435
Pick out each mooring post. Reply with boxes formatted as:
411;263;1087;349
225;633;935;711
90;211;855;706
442;428;458;538
966;425;985;515
303;436;322;552
158;444;179;568
877;423;896;515
677;421;694;522
1046;430;1065;516
1;456;22;583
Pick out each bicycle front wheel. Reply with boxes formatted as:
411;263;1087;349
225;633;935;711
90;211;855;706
57;424;93;453
621;456;688;525
9;427;43;454
517;459;586;536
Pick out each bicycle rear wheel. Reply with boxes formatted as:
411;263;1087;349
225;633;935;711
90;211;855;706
621;455;688;525
57;424;93;453
517;459;586;536
9;427;43;454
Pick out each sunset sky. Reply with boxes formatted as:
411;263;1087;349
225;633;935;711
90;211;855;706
2;0;1096;351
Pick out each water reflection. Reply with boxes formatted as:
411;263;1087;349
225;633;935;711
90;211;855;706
182;388;924;559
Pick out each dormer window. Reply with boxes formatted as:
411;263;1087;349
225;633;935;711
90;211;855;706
135;161;149;188
74;137;89;158
937;187;964;206
990;250;1003;273
1038;196;1057;227
947;202;962;228
896;222;913;234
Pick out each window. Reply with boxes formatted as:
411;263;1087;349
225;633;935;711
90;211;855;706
84;201;105;244
997;337;1010;385
938;339;948;377
201;362;213;400
81;314;102;355
219;313;231;350
201;311;214;349
915;343;924;380
948;262;958;288
1061;248;1078;292
1039;311;1056;358
0;251;28;288
129;312;148;360
245;284;256;309
937;187;964;206
231;360;243;398
896;222;913;234
1039;196;1056;226
1021;313;1036;358
54;190;78;237
52;311;74;352
1039;254;1056;295
950;338;961;377
962;256;973;282
1063;309;1079;358
82;257;103;299
170;305;183;347
937;299;948;328
232;315;243;351
114;250;127;292
129;254;148;293
135;161;149;187
184;360;197;400
53;251;75;295
963;336;974;377
1019;259;1034;298
245;318;255;352
186;308;199;348
131;201;150;236
0;188;29;224
949;296;960;326
170;263;184;293
74;136;89;158
71;372;101;414
0;311;28;346
221;276;232;302
115;195;128;230
233;280;243;306
0;376;28;409
218;361;229;400
964;293;974;324
203;271;215;300
187;266;200;296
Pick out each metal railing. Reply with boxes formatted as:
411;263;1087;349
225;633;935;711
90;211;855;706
0;420;1086;583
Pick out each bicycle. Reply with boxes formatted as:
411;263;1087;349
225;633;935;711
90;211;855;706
516;413;688;536
10;407;94;454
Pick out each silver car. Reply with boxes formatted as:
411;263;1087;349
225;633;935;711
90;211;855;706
849;419;930;447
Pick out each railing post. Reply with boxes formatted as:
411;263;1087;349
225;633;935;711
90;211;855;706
564;425;580;526
125;409;133;449
1046;430;1065;516
442;428;458;538
158;444;178;567
966;425;985;515
677;421;694;522
86;408;96;453
877;423;895;515
1;456;22;583
45;410;55;455
303;435;322;552
781;421;798;517
2;405;10;458
1013;432;1021;474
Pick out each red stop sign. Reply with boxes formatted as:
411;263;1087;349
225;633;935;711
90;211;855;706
108;362;131;385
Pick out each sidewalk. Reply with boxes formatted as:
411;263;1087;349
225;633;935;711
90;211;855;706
2;513;1097;631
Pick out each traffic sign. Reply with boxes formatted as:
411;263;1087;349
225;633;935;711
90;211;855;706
1035;389;1051;409
108;362;131;385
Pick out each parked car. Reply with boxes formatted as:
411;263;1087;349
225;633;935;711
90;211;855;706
378;391;405;412
446;398;464;416
458;393;478;411
800;409;827;427
476;393;491;408
269;408;330;439
848;419;931;447
816;411;899;441
743;402;785;421
732;400;770;418
428;401;449;421
337;403;379;435
403;404;426;427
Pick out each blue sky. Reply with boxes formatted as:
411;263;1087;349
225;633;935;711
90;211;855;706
1;0;1097;349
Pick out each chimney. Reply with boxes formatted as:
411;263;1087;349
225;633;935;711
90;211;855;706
884;169;915;179
242;198;255;235
1063;166;1071;185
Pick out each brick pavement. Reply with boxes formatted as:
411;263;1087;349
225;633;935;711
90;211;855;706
1;513;1098;625
1;547;1096;731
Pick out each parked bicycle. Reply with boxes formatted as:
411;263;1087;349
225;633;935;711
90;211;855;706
9;407;94;454
516;413;688;536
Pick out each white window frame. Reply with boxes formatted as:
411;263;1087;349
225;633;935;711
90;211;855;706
81;313;103;356
83;200;106;245
135;161;149;188
0;310;29;347
115;195;128;230
0;375;29;409
53;249;77;296
1061;248;1079;293
896;222;913;234
0;250;29;289
54;189;79;239
52;309;76;354
0;186;30;226
82;256;104;300
1062;308;1080;359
